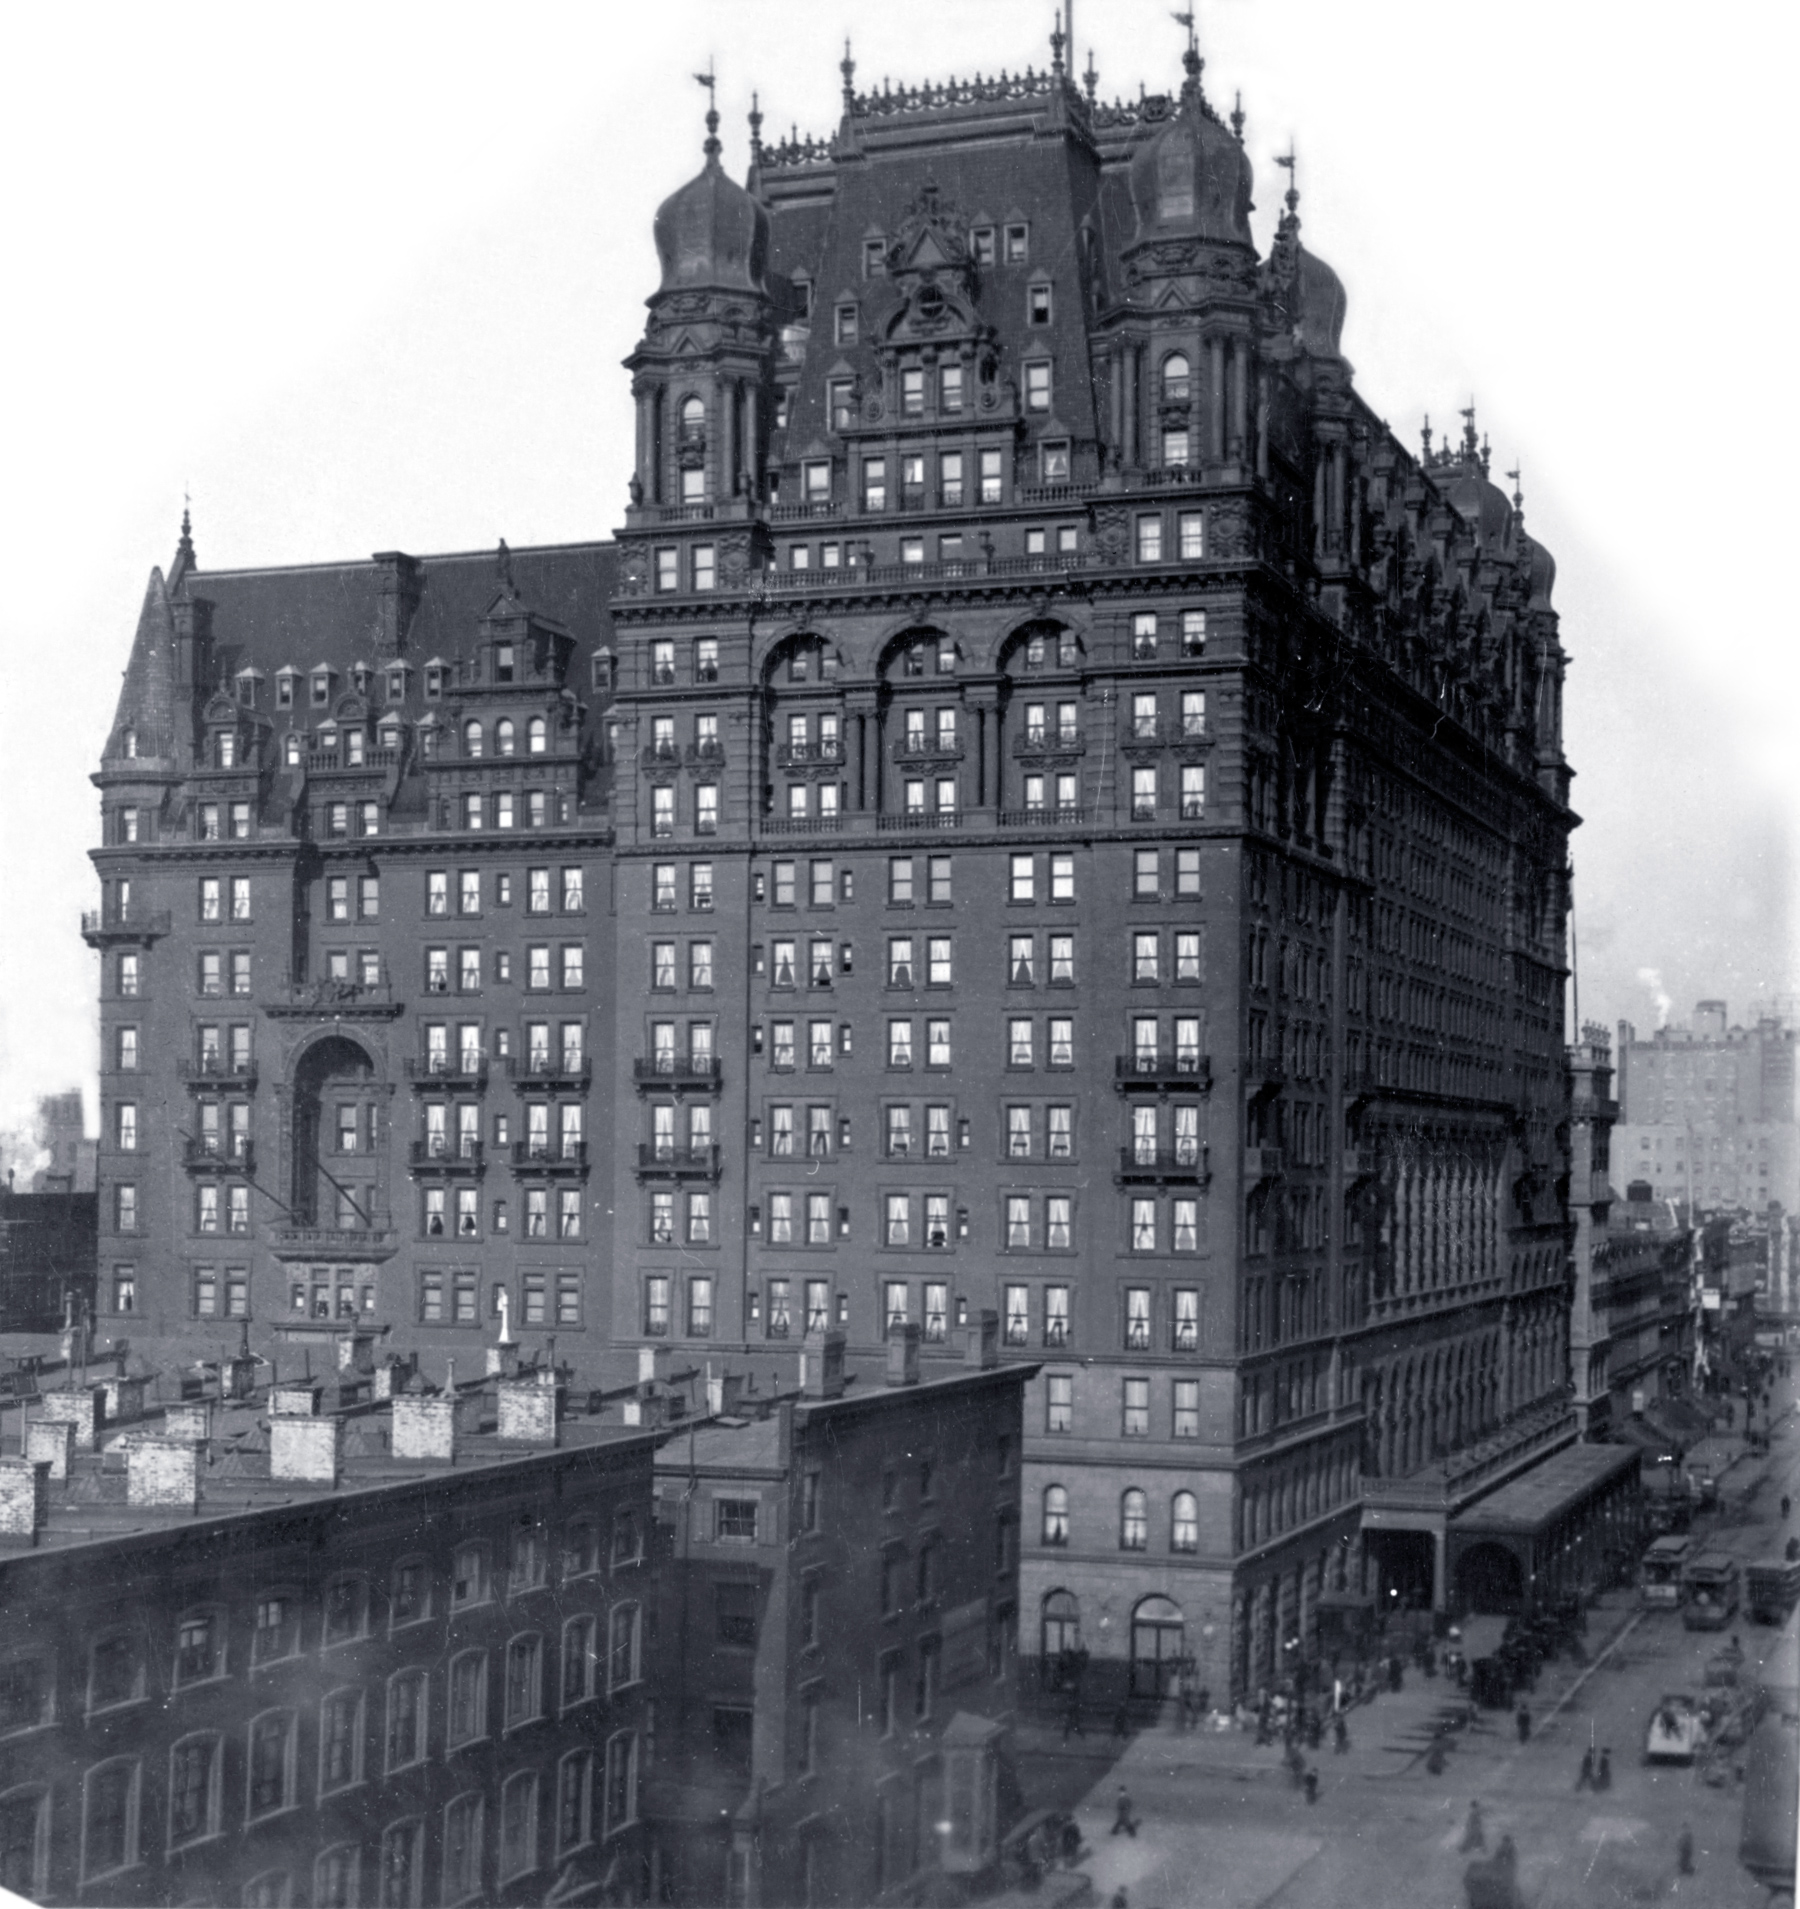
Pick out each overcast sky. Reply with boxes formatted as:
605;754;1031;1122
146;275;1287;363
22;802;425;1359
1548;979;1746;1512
0;0;1793;1146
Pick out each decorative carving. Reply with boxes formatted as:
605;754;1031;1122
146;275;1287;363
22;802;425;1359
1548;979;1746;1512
1090;503;1130;566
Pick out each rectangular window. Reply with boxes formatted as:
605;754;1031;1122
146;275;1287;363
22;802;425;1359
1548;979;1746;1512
1003;1283;1029;1345
1006;1197;1031;1249
654;547;678;592
940;364;964;414
1050;854;1074;902
1046;1194;1072;1249
863;457;887;511
1178;510;1204;559
1024;362;1051;412
1177;930;1203;981
692;545;716;591
687;1274;714;1334
1134;931;1160;983
1126;1284;1152;1348
1004;222;1029;262
885;1196;910;1248
1173;1379;1200;1438
1136;514;1164;563
1046;1373;1072;1432
1123;1377;1150;1437
1181;765;1206;819
1008;1018;1033;1068
888;1019;913;1068
835;303;858;345
1044;1282;1070;1346
979;449;1003;505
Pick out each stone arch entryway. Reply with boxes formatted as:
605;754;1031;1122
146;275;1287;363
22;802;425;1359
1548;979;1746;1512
1129;1595;1185;1699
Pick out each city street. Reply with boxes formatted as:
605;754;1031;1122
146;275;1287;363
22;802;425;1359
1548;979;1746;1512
1015;1390;1798;1909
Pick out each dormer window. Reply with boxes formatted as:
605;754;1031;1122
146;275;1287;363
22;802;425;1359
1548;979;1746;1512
862;236;886;278
1024;362;1052;414
345;729;365;767
310;670;332;708
1005;223;1030;263
425;666;445;700
418;719;439;759
275;670;297;710
971;226;996;265
1042;441;1071;484
351;664;371;696
216;731;237;769
834;303;858;346
495;642;515;684
378;722;400;749
317;724;337;755
794;276;813;317
284;733;301;767
235;671;261;709
1028;282;1052;325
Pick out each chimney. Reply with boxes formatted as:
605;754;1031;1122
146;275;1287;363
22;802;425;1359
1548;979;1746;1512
801;1330;846;1400
372;1354;417;1402
372;551;423;657
638;1344;671;1387
496;1374;559;1446
269;1381;322;1418
102;1373;146;1427
163;1401;213;1444
127;1437;201;1511
964;1308;1000;1369
885;1323;922;1388
37;1386;104;1451
391;1394;457;1463
0;1460;50;1545
24;1418;74;1482
270;1415;343;1486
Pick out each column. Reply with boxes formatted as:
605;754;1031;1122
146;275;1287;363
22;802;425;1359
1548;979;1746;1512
1431;1528;1447;1613
1230;338;1248;461
743;384;760;498
724;381;739;498
634;392;650;497
976;705;993;809
849;714;865;812
1208;335;1225;463
1110;344;1125;457
1125;344;1141;468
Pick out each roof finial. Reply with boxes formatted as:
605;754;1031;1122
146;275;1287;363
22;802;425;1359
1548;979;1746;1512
496;537;514;590
1171;8;1201;92
748;91;763;164
1506;464;1524;514
694;64;720;158
1275;144;1299;215
1460;400;1478;459
841;38;857;112
1421;414;1433;460
1083;46;1099;103
1051;6;1067;77
1231;89;1245;143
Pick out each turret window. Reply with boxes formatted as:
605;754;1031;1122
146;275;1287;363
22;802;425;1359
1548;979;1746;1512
1161;354;1191;403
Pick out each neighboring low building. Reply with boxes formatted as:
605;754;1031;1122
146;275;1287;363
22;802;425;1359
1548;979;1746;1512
646;1325;1029;1909
0;1357;656;1907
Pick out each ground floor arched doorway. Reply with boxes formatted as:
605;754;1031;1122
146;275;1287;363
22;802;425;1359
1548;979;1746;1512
1040;1590;1083;1690
1456;1541;1525;1614
1130;1595;1185;1698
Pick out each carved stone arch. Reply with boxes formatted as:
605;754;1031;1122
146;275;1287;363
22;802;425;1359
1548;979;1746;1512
996;612;1083;679
874;620;952;682
332;693;371;724
757;626;835;686
202;689;239;725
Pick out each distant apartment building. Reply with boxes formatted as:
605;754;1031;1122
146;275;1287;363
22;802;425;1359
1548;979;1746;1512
1614;1002;1798;1213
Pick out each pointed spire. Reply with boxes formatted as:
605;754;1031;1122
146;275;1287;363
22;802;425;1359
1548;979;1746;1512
1275;144;1299;217
1051;7;1066;77
1083;47;1098;103
1506;465;1525;516
747;91;763;166
841;38;857;112
1460;401;1479;460
1421;414;1434;460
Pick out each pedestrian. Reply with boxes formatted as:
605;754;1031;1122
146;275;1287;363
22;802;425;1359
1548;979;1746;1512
1303;1767;1319;1804
1109;1891;1129;1909
1493;1832;1517;1874
1110;1785;1136;1838
1576;1747;1593;1790
1196;1684;1210;1722
1062;1695;1083;1743
1333;1712;1350;1754
1110;1700;1130;1741
1460;1800;1486;1853
1676;1824;1695;1875
1595;1746;1611;1791
1389;1655;1405;1695
1060;1817;1082;1868
1516;1702;1531;1746
1783;1494;1792;1521
1427;1732;1448;1776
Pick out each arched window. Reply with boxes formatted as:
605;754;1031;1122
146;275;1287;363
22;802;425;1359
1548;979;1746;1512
500;1771;541;1884
0;1785;50;1898
173;1608;224;1687
1161;352;1191;403
322;1574;368;1646
1119;1489;1148;1551
527;715;548;755
377;1822;424;1908
385;1669;428;1773
680;395;705;436
168;1732;221;1846
81;1759;139;1882
495;718;516;757
1039;1590;1081;1688
1041;1485;1069;1547
1171;1491;1199;1553
446;1652;488;1748
314;1843;360;1909
463;720;483;758
284;732;301;767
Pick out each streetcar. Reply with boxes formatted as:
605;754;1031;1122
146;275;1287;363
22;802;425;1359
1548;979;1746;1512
1640;1534;1693;1609
1681;1553;1742;1631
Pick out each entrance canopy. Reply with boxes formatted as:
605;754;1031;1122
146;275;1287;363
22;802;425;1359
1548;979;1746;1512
1450;1442;1639;1541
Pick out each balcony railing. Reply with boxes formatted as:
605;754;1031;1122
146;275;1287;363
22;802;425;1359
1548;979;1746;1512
775;740;844;767
1012;729;1084;756
404;1055;489;1087
640;742;682;766
1114;1052;1211;1089
178;1057;258;1089
511;1141;589;1173
268;977;398;1017
270;1225;397;1257
997;806;1084;826
893;734;964;761
508;1054;592;1089
761;815;844;835
633;1052;721;1089
1124;719;1209;748
81;909;172;945
182;1138;255;1175
1116;1146;1209;1183
409;1140;485;1171
635;1143;722;1179
877;811;961;832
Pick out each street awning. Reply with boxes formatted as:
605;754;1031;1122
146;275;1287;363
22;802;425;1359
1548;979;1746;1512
1450;1442;1640;1540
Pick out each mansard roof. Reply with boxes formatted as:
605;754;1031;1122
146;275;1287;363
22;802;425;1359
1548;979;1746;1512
175;541;617;687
